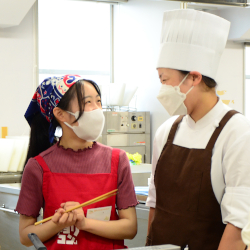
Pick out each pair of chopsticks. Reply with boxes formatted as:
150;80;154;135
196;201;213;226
34;189;118;226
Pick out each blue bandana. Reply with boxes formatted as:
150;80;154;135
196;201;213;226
25;75;81;143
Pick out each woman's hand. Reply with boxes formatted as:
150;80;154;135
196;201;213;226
54;202;86;230
62;202;86;230
74;209;86;230
52;207;77;228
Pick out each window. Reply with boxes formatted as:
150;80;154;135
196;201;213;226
245;45;250;119
38;0;111;85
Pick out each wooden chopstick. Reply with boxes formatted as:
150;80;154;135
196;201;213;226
34;189;118;226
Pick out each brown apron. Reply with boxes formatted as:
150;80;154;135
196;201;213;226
147;110;238;250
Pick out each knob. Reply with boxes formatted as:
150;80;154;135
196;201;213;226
131;115;137;121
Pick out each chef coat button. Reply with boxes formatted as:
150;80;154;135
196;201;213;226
214;120;219;127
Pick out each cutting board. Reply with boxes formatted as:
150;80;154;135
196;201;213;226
8;139;26;172
0;139;15;172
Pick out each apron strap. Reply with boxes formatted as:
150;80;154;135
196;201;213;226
206;110;239;151
167;115;185;144
34;155;50;173
111;148;120;175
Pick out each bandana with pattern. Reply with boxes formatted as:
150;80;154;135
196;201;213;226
25;75;81;143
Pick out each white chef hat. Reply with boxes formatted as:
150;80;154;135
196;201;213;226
157;9;231;80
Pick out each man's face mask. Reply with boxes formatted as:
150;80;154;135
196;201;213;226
157;73;193;116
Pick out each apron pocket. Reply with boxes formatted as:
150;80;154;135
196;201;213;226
187;171;203;212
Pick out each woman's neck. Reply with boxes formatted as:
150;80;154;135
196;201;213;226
59;134;93;151
189;92;218;123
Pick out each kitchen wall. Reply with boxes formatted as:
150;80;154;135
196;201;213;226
0;0;247;159
218;7;250;40
216;41;244;113
113;0;180;147
113;0;246;154
0;6;35;137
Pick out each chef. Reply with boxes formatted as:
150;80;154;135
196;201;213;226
146;9;250;250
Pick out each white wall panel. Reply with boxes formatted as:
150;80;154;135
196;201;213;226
0;7;35;137
216;41;244;113
113;0;180;144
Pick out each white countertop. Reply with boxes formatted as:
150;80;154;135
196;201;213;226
130;164;152;173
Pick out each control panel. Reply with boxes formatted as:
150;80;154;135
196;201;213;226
103;111;149;134
100;111;151;163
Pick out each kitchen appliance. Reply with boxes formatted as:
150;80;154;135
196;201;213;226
99;111;151;163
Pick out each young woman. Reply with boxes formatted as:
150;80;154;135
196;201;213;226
146;9;250;250
16;75;138;250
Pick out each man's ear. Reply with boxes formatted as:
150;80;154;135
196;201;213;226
189;71;202;86
53;107;66;123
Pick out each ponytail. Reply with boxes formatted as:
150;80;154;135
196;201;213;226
24;113;51;169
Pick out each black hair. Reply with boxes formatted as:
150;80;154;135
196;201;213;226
23;79;101;170
179;70;217;89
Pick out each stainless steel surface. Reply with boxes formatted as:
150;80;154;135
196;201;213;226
168;0;249;7
94;0;128;2
125;203;180;249
0;184;28;250
103;111;150;134
101;111;151;163
125;203;150;248
0;172;22;184
125;245;180;250
132;173;151;186
0;204;19;214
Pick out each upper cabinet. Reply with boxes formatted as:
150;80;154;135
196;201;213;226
0;0;36;28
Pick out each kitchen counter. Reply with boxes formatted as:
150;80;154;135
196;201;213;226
131;164;152;187
0;182;21;195
0;182;27;250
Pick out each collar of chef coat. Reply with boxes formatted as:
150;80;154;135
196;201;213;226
185;98;229;130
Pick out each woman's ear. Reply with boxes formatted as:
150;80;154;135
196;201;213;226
189;71;202;86
53;107;66;123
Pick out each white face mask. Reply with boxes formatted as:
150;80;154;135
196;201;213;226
157;74;193;116
64;109;105;141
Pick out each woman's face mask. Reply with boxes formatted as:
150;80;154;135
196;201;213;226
64;109;105;141
157;73;193;116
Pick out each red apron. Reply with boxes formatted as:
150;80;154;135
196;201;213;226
35;148;126;250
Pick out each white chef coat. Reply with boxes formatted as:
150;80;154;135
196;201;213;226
146;99;250;229
242;211;250;245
